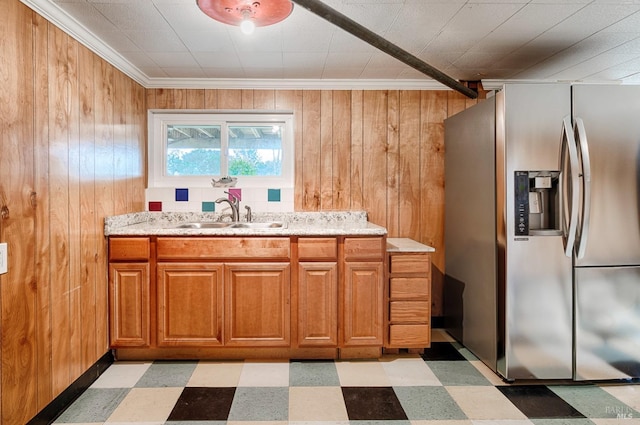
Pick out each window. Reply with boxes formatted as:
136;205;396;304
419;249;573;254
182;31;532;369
148;111;294;188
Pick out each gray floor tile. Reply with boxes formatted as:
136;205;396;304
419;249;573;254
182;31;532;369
135;361;198;388
289;360;341;386
393;386;468;420
426;360;492;386
53;388;129;423
550;385;640;419
531;419;597;425
227;386;289;421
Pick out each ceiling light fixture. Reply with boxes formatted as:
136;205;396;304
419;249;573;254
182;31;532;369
240;9;255;34
197;0;294;35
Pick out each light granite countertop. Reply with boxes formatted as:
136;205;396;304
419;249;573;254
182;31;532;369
105;211;387;237
387;237;435;252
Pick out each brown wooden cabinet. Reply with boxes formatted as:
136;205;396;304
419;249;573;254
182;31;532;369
155;237;291;348
224;263;291;346
386;249;432;349
342;238;385;347
297;238;338;347
107;234;387;359
157;262;224;346
108;237;151;347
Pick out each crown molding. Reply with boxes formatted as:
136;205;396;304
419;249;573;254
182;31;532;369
19;0;452;91
144;77;449;90
481;79;625;91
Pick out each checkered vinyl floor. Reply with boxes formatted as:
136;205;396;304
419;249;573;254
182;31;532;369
54;330;639;424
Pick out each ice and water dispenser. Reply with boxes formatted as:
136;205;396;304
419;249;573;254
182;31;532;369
514;171;561;236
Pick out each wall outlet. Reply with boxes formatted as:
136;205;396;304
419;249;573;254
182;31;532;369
0;243;7;274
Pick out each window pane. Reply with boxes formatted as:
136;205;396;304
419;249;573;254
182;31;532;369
228;124;283;176
166;124;221;176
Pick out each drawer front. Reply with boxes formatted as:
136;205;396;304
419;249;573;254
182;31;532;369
109;237;150;261
390;278;430;299
389;324;431;347
389;253;430;274
157;237;290;260
298;237;337;261
389;301;430;323
344;237;384;261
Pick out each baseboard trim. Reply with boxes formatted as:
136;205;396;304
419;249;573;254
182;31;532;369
27;351;114;425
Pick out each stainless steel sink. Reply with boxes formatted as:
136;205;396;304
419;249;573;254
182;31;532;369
230;222;286;229
175;222;232;229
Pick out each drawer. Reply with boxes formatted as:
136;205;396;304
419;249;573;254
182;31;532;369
389;253;430;274
390;278;430;299
389;324;431;347
344;237;384;261
298;237;337;261
389;301;430;323
109;237;150;261
157;237;290;260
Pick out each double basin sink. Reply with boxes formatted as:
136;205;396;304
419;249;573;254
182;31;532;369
175;221;286;229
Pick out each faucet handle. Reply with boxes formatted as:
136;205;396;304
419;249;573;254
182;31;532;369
224;191;240;205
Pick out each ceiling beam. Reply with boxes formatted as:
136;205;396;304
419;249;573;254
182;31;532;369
290;0;478;99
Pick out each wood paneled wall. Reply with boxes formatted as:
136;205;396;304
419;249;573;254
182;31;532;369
0;1;146;423
147;88;481;318
1;0;481;421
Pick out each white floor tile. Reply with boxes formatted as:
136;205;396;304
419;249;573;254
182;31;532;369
105;387;182;423
187;360;243;387
91;362;153;389
289;387;349;421
446;386;528;420
237;360;290;387
335;360;390;386
380;356;442;386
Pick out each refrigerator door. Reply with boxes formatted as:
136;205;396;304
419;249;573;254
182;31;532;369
574;266;640;380
572;85;640;267
499;84;573;380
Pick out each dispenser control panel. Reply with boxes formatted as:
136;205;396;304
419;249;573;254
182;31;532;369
514;171;530;236
514;170;561;237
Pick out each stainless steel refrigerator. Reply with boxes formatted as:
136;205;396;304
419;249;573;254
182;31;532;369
444;83;640;381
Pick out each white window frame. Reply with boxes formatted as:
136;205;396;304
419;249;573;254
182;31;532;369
148;110;294;188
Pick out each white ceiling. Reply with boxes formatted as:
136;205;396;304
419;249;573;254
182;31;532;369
21;0;640;92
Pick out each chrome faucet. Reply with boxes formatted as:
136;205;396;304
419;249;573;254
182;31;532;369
215;191;240;222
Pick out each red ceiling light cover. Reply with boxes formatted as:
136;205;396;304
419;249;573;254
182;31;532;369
197;0;294;28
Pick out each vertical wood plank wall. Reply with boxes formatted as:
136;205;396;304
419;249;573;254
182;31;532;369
0;1;146;423
147;88;482;320
1;0;482;422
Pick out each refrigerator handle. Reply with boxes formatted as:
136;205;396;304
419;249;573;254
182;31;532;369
574;117;591;259
559;115;580;258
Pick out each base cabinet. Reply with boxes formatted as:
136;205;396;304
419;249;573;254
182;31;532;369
386;250;432;349
298;262;338;347
108;237;151;348
109;263;150;347
342;237;385;347
224;263;291;346
108;235;385;359
343;262;384;346
157;263;224;346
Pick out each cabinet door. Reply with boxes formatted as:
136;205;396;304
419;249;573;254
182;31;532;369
225;263;291;346
343;262;384;346
109;263;150;347
298;262;338;347
157;263;224;346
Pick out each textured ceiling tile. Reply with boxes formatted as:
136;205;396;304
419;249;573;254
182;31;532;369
34;0;640;85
